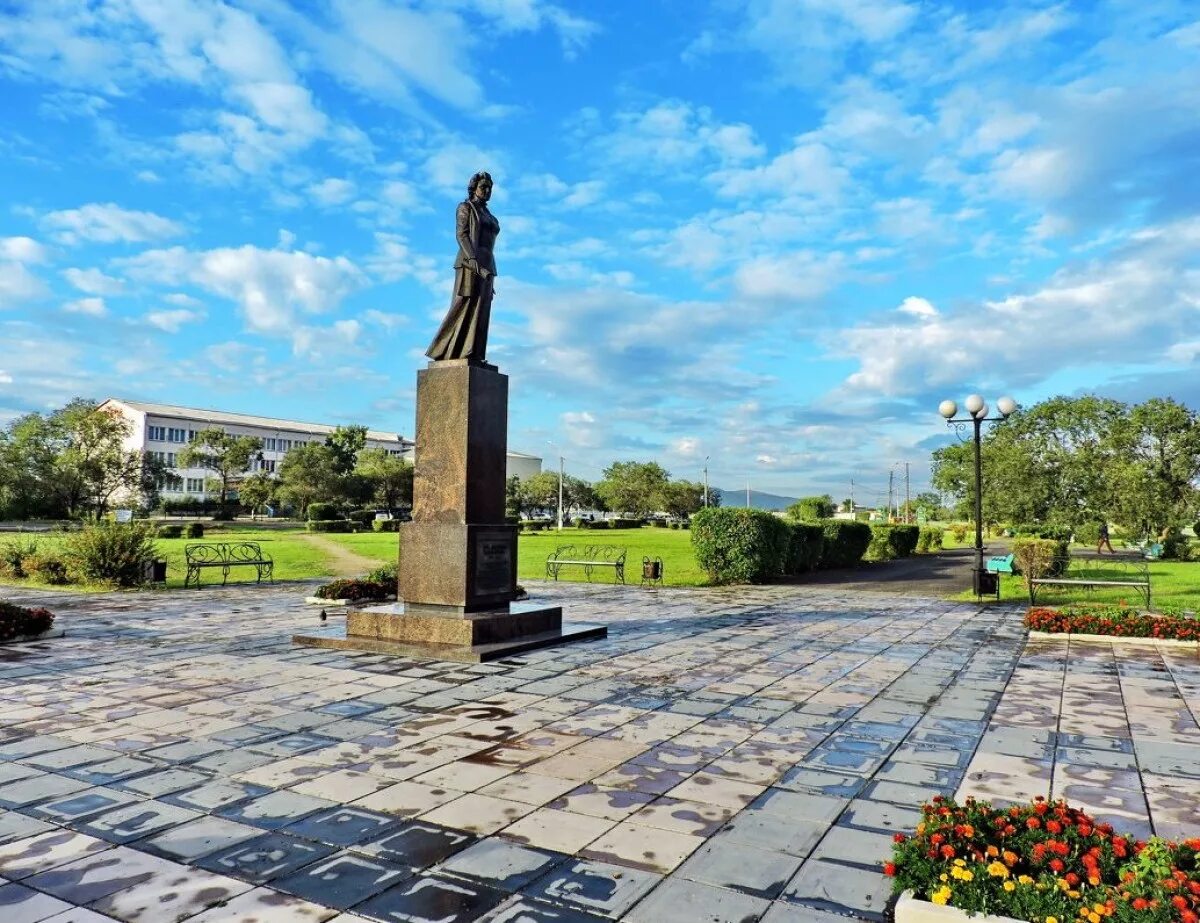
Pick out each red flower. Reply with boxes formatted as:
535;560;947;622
883;862;897;876
893;833;906;843
940;845;956;860
1132;898;1149;910
1026;817;1041;830
1049;858;1064;872
1046;820;1062;834
1173;895;1189;910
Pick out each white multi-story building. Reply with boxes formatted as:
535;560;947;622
100;398;541;501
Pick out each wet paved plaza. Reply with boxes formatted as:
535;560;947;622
1;581;1198;922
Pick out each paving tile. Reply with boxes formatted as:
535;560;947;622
477;896;608;921
675;839;801;900
114;768;211;798
353;873;506;922
140;815;262;860
579;820;702;874
0;831;113;880
87;860;252;922
421;794;537;835
28;787;143;823
0;881;73;923
75;799;201;844
622;876;770;922
0;774;91;809
195;832;338;883
437;838;564;892
523;858;660;920
780;858;892;921
161;779;272;812
351;781;464;818
218;790;337;830
499;809;614;854
274;850;412;909
24;845;180;905
0;812;54;846
183;886;341;922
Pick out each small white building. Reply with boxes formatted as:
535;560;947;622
100;398;540;501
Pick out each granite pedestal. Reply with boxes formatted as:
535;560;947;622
295;359;605;661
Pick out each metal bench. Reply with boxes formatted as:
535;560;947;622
184;542;274;589
545;544;627;584
1029;555;1150;608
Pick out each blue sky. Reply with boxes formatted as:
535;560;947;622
1;0;1198;505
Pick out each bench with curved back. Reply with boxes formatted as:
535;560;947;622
545;544;627;584
184;541;274;589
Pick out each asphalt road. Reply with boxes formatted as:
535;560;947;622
794;542;1014;596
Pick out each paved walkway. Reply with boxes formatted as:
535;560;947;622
0;581;1196;923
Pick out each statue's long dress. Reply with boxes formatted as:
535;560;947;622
426;200;500;361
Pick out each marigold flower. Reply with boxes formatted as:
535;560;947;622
883;862;896;876
940;845;955;859
931;885;952;906
987;861;1009;878
1027;817;1041;829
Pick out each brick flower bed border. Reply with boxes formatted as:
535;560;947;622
1025;604;1200;642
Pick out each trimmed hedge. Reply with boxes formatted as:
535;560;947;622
185;522;205;539
866;524;920;561
916;527;944;553
307;502;340;522
817;520;872;569
786;523;825;574
608;518;643;529
372;519;401;532
347;509;377;526
691;508;790;584
1013;536;1069;583
156;524;184;538
306;519;353;533
0;601;55;642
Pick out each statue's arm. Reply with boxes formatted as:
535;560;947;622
456;202;478;267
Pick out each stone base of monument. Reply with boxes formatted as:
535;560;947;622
292;601;606;664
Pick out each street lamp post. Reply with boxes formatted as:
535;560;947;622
546;441;565;531
938;394;1018;599
703;456;710;508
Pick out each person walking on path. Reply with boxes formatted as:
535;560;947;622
1097;521;1115;554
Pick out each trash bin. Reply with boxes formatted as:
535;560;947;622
142;559;168;584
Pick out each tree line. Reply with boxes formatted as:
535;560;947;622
0;399;412;520
931;395;1200;536
507;460;719;521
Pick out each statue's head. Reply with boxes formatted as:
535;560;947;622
467;171;493;202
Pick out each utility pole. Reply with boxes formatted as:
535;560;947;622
557;454;564;531
887;469;894;522
904;461;911;524
850;477;855;514
703;456;710;508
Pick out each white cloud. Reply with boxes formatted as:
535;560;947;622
309;177;356;206
63;267;125;295
0;371;12;385
363;309;408;329
146;308;204;332
64;297;107;317
733;250;847;303
897;296;937;318
0;264;48;307
42;203;183;245
0;237;49;263
711;139;847;201
121;244;365;345
597;100;765;172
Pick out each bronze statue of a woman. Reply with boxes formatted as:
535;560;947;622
426;171;499;362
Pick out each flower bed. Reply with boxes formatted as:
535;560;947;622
1026;604;1200;642
0;601;56;642
312;578;394;602
887;796;1200;922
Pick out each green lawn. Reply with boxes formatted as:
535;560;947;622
321;526;709;587
952;558;1200;612
1;529;333;590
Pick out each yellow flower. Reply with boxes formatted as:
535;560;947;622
1088;914;1101;923
1003;881;1016;892
954;858;966;867
987;861;1009;878
931;886;952;906
1047;917;1059;923
1018;875;1034;885
1092;907;1106;916
940;874;948;882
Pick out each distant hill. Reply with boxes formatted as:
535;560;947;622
714;488;797;511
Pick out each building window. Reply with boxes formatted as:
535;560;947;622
185;478;205;492
148;425;166;441
167;452;177;467
167;427;187;443
262;459;276;473
187;430;197;442
264;438;276;451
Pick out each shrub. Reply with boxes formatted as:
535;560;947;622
65;522;159;588
306;519;352;533
307;502;340;521
24;553;70;585
691;507;790;584
1013;523;1072;541
609;518;643;529
521;520;551;532
347;509;377;527
950;523;969;543
866;524;920;561
314;578;392;601
372;519;401;532
0;539;39;579
817;520;872;569
1026;604;1200;640
886;795;1200;917
1160;527;1188;560
1013;537;1069;594
366;562;398;584
211;506;238;521
785;523;824;574
916;527;944;553
185;522;205;539
156;524;184;539
1072;522;1101;546
784;495;836;521
0;601;55;642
